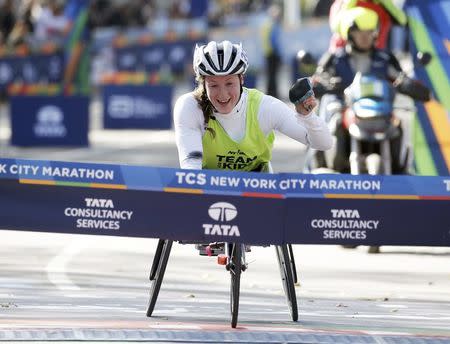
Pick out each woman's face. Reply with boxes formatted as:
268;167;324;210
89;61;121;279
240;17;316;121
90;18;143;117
204;74;242;114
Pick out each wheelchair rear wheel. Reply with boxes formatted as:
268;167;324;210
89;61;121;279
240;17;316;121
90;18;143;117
276;244;298;321
146;239;173;317
149;239;165;280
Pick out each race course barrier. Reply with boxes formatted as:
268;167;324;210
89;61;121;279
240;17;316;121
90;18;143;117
10;95;89;146
0;158;449;246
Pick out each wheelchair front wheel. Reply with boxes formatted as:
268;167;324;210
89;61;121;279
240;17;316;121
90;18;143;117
229;243;242;328
276;245;298;321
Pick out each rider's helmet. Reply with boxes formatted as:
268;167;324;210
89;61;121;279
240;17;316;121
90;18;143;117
339;7;379;48
193;40;249;77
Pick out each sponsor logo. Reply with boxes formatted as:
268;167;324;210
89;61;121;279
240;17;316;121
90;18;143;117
143;48;164;64
108;95;167;119
48;56;62;77
208;202;238;221
0;63;13;84
203;202;240;237
168;45;186;63
119;53;136;68
23;62;37;82
33;105;67;138
444;180;450;191
108;95;134;118
311;208;380;240
64;197;134;231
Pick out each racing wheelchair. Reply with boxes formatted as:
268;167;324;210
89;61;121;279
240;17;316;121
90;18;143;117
146;240;299;328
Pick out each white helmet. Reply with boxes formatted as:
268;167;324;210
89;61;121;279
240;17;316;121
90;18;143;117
193;40;249;76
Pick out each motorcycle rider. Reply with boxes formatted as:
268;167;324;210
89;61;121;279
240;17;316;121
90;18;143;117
312;6;430;173
328;0;407;52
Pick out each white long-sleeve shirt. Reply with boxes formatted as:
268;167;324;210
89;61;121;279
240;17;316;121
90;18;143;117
174;88;333;169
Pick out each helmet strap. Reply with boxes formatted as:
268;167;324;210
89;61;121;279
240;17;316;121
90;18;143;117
238;75;244;102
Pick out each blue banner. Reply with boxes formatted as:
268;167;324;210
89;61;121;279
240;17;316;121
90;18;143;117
115;39;205;74
0;53;64;90
10;96;89;146
0;158;449;246
102;85;172;129
189;0;208;18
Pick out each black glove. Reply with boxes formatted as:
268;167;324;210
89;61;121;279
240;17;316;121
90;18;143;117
312;82;328;98
394;74;431;102
328;77;346;94
289;77;314;105
312;77;346;97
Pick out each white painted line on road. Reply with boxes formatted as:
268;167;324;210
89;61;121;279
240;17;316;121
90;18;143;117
299;311;450;321
154;307;190;314
147;324;202;330
63;293;109;298
46;237;92;291
242;326;328;333
365;330;414;336
346;314;450;320
376;304;408;308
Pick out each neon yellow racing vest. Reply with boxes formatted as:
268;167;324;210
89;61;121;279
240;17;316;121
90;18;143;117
202;88;275;172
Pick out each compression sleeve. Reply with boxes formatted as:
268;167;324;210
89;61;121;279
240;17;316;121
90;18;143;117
173;93;205;170
258;95;333;151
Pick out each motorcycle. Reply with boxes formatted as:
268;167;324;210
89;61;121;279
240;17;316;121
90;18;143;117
345;73;406;176
300;50;432;177
308;78;430;253
307;72;409;177
299;50;432;253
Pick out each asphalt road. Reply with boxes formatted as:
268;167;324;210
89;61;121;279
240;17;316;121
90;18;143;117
1;231;450;343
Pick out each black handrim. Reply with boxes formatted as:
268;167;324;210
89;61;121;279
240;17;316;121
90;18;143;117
146;240;173;317
230;243;242;328
276;245;298;321
149;239;165;280
288;244;298;284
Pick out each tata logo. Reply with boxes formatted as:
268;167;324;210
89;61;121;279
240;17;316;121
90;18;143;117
37;105;63;123
203;202;240;237
208;202;237;221
444;180;450;191
33;105;67;137
331;209;360;219
85;198;114;208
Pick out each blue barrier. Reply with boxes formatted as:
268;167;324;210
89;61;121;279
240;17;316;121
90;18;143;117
102;84;173;129
10;96;89;146
0;53;64;91
115;39;206;75
0;158;449;246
